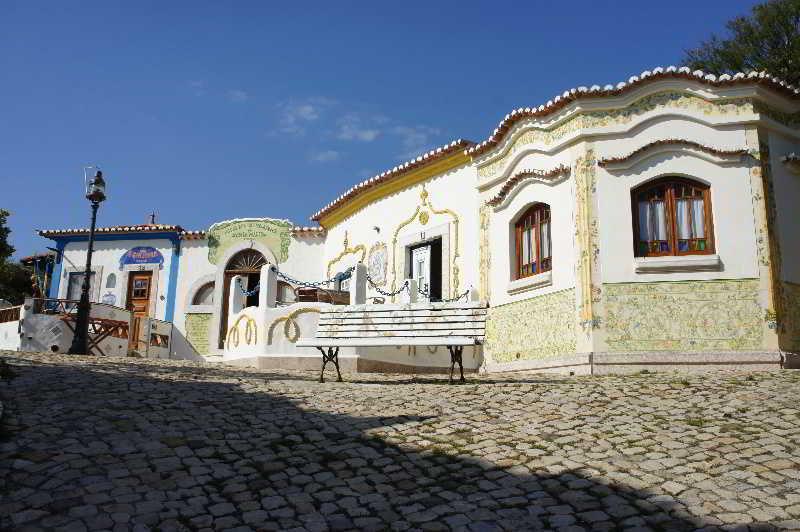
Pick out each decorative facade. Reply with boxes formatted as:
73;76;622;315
20;67;800;373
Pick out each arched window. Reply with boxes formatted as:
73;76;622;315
192;282;215;305
277;281;296;304
632;178;713;257
105;273;116;289
514;203;552;279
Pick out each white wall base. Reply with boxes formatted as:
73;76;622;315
486;351;785;375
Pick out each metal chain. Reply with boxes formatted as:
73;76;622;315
235;279;261;296
275;266;354;288
416;283;470;303
366;272;409;297
442;290;471;303
232;266;470;302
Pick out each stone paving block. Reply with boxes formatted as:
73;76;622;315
1;353;800;531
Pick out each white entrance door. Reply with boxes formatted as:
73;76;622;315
411;245;431;300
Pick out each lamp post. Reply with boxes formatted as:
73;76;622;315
68;169;107;355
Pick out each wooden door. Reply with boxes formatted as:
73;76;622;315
127;271;152;350
219;271;235;348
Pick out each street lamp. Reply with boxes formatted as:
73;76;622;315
68;169;107;355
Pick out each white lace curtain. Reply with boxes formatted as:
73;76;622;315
638;201;667;241
676;198;705;239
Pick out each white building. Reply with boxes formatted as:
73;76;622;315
27;68;800;373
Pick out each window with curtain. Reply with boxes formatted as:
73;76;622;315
514;203;552;279
632;178;713;257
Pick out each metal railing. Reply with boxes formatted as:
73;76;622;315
0;306;21;323
32;298;80;315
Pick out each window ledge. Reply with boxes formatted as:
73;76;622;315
186;305;213;314
634;254;721;273
507;271;552;295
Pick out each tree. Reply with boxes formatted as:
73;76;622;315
0;209;33;305
0;262;32;305
0;210;13;263
684;0;800;86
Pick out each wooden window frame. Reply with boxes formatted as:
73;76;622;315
631;177;715;258
514;203;552;280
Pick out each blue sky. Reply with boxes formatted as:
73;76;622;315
1;0;760;258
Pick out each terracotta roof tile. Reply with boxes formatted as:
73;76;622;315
40;224;326;240
310;139;473;222
39;224;184;238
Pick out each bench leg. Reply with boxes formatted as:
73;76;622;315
331;347;342;382
317;347;342;383
448;346;465;384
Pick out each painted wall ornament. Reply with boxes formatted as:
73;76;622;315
604;280;763;352
327;231;367;279
477;91;755;179
389;186;461;300
267;307;321;344
119;247;164;270
745;129;784;351
574;149;601;331
185;313;211;355
226;314;258;347
367;242;388;286
478;204;491;301
207;218;293;265
485;289;577;362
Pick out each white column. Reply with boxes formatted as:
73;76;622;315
260;264;278;309
350;263;367;305
228;275;246;316
400;278;418;304
20;298;33;345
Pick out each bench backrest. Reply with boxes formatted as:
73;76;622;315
315;301;487;342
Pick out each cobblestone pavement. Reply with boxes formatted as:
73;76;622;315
1;353;800;531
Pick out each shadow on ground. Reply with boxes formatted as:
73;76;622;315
0;356;779;531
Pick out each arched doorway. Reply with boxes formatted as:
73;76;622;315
219;249;267;348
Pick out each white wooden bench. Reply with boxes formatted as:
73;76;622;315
296;301;487;383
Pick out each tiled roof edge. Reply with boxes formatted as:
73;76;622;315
467;67;799;158
39;224;184;237
310;139;473;222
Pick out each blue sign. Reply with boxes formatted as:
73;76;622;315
120;246;164;270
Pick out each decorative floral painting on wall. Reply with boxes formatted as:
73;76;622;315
604;279;763;352
485;289;576;363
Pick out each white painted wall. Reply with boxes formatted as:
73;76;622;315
173;239;217;335
595;139;759;284
482;149;577;307
281;234;327;284
0;319;20;350
19;301;131;356
174;232;327;355
323;163;480;303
